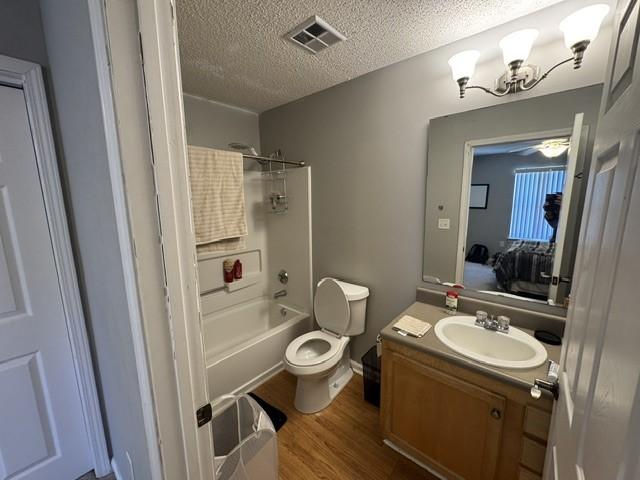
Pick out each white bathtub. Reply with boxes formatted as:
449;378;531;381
204;298;311;398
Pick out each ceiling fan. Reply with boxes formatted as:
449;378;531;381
509;138;570;158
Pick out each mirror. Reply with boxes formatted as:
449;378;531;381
423;85;603;308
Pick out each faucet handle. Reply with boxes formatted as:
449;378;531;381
277;269;288;285
497;315;510;332
475;310;488;326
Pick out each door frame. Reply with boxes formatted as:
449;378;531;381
133;1;215;479
547;115;586;304
455;127;577;287
0;55;111;476
86;1;165;478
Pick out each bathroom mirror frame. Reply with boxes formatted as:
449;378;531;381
420;282;570;317
422;85;604;316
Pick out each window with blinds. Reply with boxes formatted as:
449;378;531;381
508;167;566;242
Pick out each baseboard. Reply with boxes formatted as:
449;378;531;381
350;359;363;376
110;458;123;480
383;439;446;480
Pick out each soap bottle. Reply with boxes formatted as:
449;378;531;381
233;259;242;280
445;290;459;315
223;259;234;283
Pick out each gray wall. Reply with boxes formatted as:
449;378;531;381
183;94;260;151
0;0;48;66
37;1;152;479
424;85;602;284
467;151;567;257
259;9;609;360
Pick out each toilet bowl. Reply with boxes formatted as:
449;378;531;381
284;277;369;413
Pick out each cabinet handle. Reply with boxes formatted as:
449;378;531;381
490;408;502;420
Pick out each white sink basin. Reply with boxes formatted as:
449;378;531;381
434;316;547;369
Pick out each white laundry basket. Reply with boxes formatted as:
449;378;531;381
211;394;278;480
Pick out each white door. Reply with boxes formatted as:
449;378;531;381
544;0;640;478
547;113;583;305
0;86;92;478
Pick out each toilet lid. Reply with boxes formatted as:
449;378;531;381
314;278;350;335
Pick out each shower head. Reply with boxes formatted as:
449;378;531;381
228;142;258;156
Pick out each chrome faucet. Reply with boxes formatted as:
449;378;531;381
475;311;510;333
273;289;287;299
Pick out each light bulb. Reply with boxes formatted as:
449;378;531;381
560;4;610;49
540;145;569;158
499;29;539;65
539;140;569;158
448;50;480;81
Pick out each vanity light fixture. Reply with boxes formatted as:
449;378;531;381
448;4;610;98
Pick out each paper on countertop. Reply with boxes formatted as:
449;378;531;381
392;315;432;338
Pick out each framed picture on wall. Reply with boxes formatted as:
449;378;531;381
470;184;489;209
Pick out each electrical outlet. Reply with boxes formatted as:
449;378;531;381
438;218;450;230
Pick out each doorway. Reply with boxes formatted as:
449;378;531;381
456;116;586;306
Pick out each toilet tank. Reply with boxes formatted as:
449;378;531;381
330;279;369;336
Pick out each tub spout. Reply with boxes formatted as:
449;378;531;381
274;289;287;299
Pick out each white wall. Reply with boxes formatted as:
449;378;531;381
184;96;313;370
197;169;271;316
183;94;260;150
266;167;314;314
259;0;613;361
183;95;271;317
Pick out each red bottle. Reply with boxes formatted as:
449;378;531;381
233;259;242;280
223;259;234;283
445;290;459;314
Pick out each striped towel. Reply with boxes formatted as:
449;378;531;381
187;146;247;253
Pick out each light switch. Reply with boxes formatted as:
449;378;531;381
438;218;450;230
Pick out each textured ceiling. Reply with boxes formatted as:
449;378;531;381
177;0;566;112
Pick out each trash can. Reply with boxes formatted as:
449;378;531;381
211;394;278;480
361;344;382;407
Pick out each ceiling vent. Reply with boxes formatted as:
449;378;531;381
287;15;346;54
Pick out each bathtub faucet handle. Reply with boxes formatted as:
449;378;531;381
278;269;288;285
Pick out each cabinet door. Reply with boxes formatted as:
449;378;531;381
382;351;506;480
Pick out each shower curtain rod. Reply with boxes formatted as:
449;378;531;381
242;154;305;167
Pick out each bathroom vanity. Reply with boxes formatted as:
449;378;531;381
380;302;560;480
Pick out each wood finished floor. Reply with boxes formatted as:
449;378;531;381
253;371;439;480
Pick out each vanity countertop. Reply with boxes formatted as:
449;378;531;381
380;301;561;391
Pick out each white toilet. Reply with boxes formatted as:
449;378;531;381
284;277;369;413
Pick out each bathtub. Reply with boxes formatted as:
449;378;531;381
204;297;311;398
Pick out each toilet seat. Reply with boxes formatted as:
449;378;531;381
285;330;349;367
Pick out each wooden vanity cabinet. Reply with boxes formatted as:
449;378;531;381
381;340;553;480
